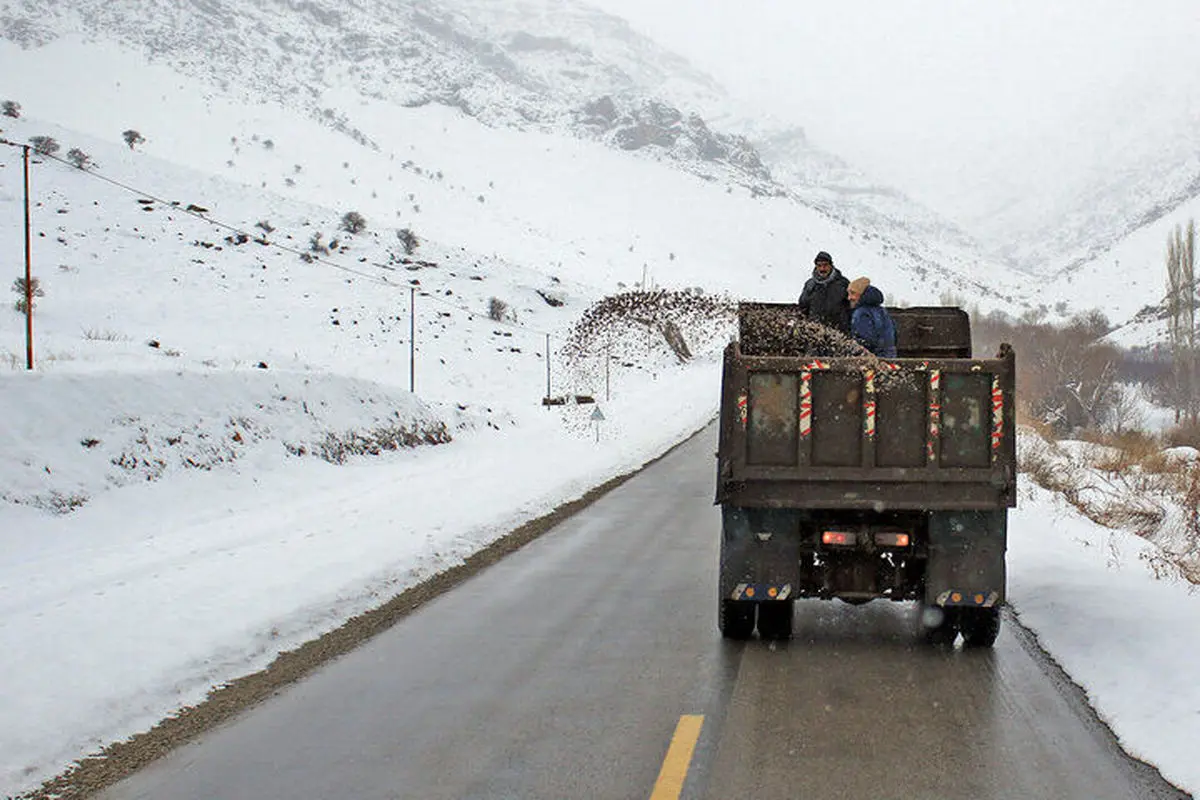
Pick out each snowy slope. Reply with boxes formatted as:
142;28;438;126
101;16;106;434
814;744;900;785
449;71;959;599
0;0;1039;315
1065;195;1200;350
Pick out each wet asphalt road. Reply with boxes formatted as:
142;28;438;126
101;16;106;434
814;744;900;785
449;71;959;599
96;426;1189;800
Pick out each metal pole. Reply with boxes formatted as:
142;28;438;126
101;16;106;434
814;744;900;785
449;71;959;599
409;286;415;392
23;145;32;370
605;343;610;401
545;333;551;401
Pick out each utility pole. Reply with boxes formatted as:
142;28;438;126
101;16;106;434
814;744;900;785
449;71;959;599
409;286;415;392
23;144;33;370
605;342;611;401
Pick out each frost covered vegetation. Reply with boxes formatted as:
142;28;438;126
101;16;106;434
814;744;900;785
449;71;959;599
985;308;1200;582
1020;426;1200;584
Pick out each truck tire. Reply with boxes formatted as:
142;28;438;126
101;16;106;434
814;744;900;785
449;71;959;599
719;599;756;640
921;604;958;646
756;600;794;640
961;607;1002;647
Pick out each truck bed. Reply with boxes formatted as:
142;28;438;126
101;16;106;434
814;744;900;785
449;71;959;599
716;305;1017;512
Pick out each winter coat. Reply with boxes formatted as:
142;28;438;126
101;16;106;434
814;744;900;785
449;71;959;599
798;266;851;333
851;285;898;357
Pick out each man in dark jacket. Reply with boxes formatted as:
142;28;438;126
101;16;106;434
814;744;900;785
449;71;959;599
847;277;898;357
798;251;850;333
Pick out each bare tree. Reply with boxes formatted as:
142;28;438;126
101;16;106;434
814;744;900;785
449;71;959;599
66;147;94;169
28;136;59;156
340;211;367;234
122;129;145;149
1028;321;1122;433
977;309;1124;435
2;100;20;118
1167;220;1197;422
397;227;419;255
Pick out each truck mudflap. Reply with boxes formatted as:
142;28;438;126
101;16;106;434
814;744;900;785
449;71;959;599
925;509;1007;606
719;506;801;601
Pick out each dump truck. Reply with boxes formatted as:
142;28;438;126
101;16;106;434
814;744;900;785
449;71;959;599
715;302;1016;645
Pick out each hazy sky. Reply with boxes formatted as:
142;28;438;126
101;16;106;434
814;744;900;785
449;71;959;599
587;0;1200;226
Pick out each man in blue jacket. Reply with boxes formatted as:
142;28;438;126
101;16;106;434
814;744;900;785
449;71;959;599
847;277;897;357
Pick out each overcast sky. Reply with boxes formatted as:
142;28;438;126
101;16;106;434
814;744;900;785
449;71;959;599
587;0;1200;226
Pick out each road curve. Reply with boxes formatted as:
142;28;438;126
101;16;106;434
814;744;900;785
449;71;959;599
95;426;1188;800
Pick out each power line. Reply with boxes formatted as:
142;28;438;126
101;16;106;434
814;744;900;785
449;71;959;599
0;137;564;340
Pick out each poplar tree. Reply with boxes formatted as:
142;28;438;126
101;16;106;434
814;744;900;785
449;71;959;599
1166;220;1197;422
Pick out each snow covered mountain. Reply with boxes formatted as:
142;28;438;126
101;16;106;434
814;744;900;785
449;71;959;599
978;125;1200;280
0;0;1031;312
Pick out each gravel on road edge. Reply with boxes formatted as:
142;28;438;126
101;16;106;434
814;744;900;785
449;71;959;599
21;422;712;800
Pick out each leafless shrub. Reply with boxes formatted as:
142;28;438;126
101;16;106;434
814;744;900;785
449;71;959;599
16;490;91;515
312;422;452;464
66;147;94;170
308;232;330;255
1018;433;1077;494
1025;421;1200;583
397;227;420;255
122;129;145;149
12;276;44;313
487;297;509;321
82;327;129;342
29;135;59;156
1079;428;1162;473
2;100;20;118
1164;421;1200;450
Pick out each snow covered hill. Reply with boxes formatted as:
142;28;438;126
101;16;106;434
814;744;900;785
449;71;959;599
0;0;1038;314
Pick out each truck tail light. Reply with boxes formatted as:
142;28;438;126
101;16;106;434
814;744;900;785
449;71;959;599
822;531;856;546
874;532;911;547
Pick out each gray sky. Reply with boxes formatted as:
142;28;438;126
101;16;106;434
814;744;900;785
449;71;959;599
587;0;1200;228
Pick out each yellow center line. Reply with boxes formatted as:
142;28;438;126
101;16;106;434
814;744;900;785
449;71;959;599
649;714;705;800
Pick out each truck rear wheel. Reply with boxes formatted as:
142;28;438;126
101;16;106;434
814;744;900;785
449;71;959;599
756;600;794;640
719;599;756;640
961;607;1002;647
921;604;958;645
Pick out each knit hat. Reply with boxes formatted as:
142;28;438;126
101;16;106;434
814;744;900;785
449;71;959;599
814;251;833;265
848;277;870;295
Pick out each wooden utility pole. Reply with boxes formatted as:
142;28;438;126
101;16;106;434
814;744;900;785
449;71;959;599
23;144;33;370
409;286;415;392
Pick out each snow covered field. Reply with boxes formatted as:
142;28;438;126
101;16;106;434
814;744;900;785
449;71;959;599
3;363;1200;798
